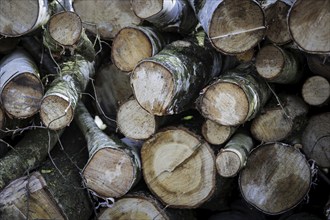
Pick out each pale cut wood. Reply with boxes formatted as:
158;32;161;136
94;63;133;131
0;49;44;119
256;45;301;84
306;54;330;80
117;98;157;140
216;132;253;177
0;37;19;54
0;0;50;37
131;33;222;116
201;119;237;145
141;128;216;208
302;76;330;106
111;26;174;72
239;142;311;215
75;102;141;198
132;0;198;34
188;0;265;54
251;94;308;142
198;64;271;126
0;107;4;129
302;112;330;168
288;0;330;54
73;0;142;39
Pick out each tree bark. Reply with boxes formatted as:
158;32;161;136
302;112;330;168
0;128;63;190
239;142;311;215
306;54;330;80
188;0;265;54
201;119;237;145
131;0;198;34
40;55;94;130
216;132;254;177
73;0;142;39
0;0;50;37
0;49;44;119
131;32;222;116
198;64;271;126
111;25;177;72
141;127;216;208
250;94;309;142
74;101;141;198
288;0;330;54
302;76;330;106
255;45;302;84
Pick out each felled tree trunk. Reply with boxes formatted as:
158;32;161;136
198;64;271;126
306;54;330;80
131;0;198;34
255;45;302;84
0;49;44;119
188;0;265;54
0;123;92;220
216;132;253;177
239;142;311;215
111;25;177;72
0;128;63;190
250;94;309;142
73;0;142;39
98;191;196;220
40;55;94;130
75;101;141;198
288;0;330;54
0;0;50;37
302;112;330;168
141;127;216;208
201;119;237;145
302;76;330;106
131;32;222;116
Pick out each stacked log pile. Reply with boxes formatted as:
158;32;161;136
0;0;329;219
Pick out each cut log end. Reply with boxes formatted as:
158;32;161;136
256;45;284;80
239;143;311;214
302;76;330;106
141;128;215;208
2;73;43;118
83;148;135;198
201;119;235;145
48;11;82;46
216;150;241;177
131;61;174;116
132;0;164;19
209;0;265;54
40;95;74;130
117;99;156;140
200;82;249;126
288;0;330;53
112;27;153;72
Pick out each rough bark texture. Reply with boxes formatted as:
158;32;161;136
132;0;198;34
0;128;63;190
94;63;133;132
251;94;309;142
216;132;253;177
141;127;216;208
0;0;50;37
306;54;330;80
302;112;330;168
111;25;176;72
75;101;141;198
73;0;142;39
201;119;237;145
255;45;302;84
188;0;265;54
131;32;222;116
40;55;94;130
198;64;271;126
288;0;330;54
302;76;330;106
239;142;311;215
0;49;44;119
